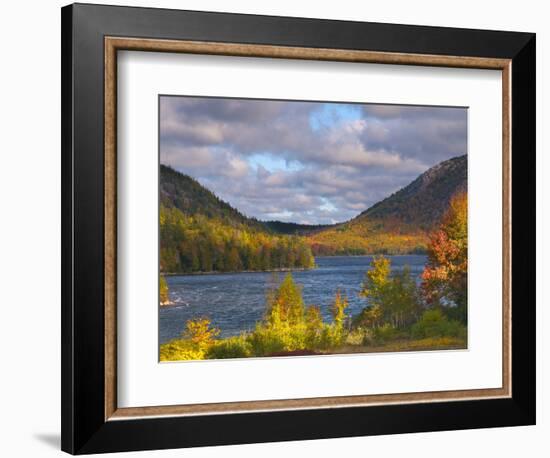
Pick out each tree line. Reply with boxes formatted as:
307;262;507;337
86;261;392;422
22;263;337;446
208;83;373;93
306;218;429;256
160;205;315;273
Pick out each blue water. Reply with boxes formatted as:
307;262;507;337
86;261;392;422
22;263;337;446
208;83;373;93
160;255;427;343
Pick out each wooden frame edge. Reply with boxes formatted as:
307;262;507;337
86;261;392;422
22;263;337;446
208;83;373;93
106;36;510;69
104;36;512;421
105;38;117;420
502;62;512;400
109;388;510;420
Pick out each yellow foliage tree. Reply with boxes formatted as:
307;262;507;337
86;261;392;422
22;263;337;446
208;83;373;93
183;317;220;351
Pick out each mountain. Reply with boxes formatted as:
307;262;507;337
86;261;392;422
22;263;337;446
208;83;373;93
160;164;265;231
159;165;315;273
160;155;467;264
161;165;334;236
305;155;467;255
359;155;467;231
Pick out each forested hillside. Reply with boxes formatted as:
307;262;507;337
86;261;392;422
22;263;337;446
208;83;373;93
160;165;265;231
160;154;467;267
361;155;467;229
160;165;315;273
306;155;467;255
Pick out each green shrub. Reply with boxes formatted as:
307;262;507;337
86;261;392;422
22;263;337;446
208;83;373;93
360;327;376;346
248;324;285;356
411;309;466;339
206;335;252;359
248;322;311;356
345;328;365;346
372;323;400;344
159;339;205;361
316;325;341;349
182;317;220;350
304;305;324;348
359;257;420;329
160;317;220;361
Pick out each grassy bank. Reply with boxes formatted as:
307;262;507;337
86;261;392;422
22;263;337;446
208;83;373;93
160;335;466;362
330;336;466;355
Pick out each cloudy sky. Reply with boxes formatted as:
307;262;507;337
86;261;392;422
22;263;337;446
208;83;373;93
160;96;467;225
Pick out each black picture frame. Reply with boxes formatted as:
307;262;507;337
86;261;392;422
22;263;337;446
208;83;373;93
61;3;536;454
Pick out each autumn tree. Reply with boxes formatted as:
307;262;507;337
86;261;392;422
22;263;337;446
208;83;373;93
360;256;419;328
159;204;315;274
265;273;305;326
360;256;391;308
353;304;383;329
325;289;350;346
305;305;324;346
421;191;468;323
183;317;220;351
331;289;349;329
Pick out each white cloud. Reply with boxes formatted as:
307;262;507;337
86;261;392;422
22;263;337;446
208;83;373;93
160;97;467;224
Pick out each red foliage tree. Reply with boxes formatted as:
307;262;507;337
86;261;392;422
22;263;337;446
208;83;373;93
421;191;468;323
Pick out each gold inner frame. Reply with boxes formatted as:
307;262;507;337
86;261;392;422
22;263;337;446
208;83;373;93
104;37;512;421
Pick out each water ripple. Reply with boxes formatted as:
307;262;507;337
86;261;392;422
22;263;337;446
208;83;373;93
160;255;427;343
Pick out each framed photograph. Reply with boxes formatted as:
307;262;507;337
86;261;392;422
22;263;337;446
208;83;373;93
61;3;536;454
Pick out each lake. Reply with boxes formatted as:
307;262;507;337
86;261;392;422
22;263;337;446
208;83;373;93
160;255;427;343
